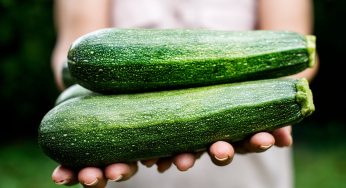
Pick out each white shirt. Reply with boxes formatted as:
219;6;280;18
107;1;293;187
112;0;257;31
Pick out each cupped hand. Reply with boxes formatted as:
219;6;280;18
52;162;138;188
51;126;292;187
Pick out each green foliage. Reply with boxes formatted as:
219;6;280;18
0;0;59;142
295;146;346;188
0;141;79;188
308;0;346;123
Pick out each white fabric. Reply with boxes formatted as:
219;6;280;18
107;1;293;187
110;147;293;188
111;0;257;31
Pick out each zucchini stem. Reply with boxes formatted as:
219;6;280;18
295;78;315;117
306;35;316;67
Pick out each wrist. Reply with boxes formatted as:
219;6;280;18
52;58;67;91
61;61;76;88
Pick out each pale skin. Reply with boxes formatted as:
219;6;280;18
51;0;318;187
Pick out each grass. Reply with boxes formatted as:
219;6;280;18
0;134;345;188
0;140;79;188
293;121;346;188
294;143;346;188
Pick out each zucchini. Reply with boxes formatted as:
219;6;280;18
68;28;316;93
38;78;314;168
55;84;97;105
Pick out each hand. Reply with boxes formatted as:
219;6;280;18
51;126;292;187
52;163;138;188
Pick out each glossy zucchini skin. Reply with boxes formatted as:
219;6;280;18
68;28;316;93
38;78;314;168
55;84;97;106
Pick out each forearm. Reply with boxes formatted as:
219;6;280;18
52;0;111;90
257;0;318;82
257;0;313;35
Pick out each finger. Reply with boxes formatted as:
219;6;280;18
209;141;234;166
141;158;159;168
272;126;293;147
105;163;138;182
52;165;78;185
234;132;275;153
173;153;196;171
248;132;275;152
195;151;204;159
78;167;107;188
156;157;173;173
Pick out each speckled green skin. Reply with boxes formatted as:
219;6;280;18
38;78;314;168
68;28;315;93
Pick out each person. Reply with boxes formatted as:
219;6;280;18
50;0;318;188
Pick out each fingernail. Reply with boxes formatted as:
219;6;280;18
259;144;273;150
145;163;154;168
214;155;230;162
84;178;98;186
109;175;123;182
158;166;168;173
54;179;69;185
142;159;158;168
158;168;165;173
143;161;155;168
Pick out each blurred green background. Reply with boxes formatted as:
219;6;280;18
0;0;345;187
